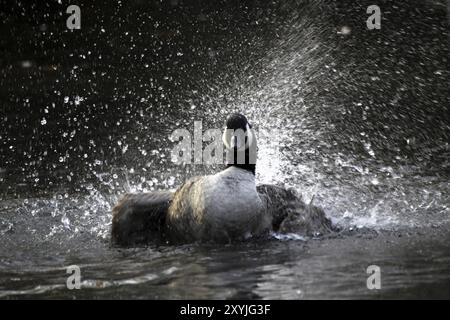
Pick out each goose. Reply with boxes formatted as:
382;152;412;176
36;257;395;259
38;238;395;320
111;113;333;245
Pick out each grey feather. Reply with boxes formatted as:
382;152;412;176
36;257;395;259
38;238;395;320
257;184;333;236
111;191;173;246
165;176;205;243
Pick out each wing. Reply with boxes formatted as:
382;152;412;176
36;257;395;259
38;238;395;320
165;176;204;243
257;184;333;235
257;184;302;231
111;191;173;246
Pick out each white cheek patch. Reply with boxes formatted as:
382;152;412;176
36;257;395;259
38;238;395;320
245;124;254;149
222;129;231;149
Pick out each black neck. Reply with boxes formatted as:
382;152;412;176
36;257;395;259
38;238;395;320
226;163;256;175
225;147;256;175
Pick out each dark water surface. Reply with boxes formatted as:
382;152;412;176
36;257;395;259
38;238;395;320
0;0;449;299
1;225;450;299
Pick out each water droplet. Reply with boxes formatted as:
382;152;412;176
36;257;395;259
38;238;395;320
167;176;175;186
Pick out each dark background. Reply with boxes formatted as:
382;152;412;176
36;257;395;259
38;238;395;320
0;0;449;197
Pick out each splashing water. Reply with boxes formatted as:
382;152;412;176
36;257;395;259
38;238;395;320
0;0;449;299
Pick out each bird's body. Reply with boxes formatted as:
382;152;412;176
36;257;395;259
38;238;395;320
111;113;333;246
165;166;271;243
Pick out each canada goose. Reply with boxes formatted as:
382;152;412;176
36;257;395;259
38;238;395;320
111;113;332;245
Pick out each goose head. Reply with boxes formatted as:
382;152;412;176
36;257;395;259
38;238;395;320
222;113;257;174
